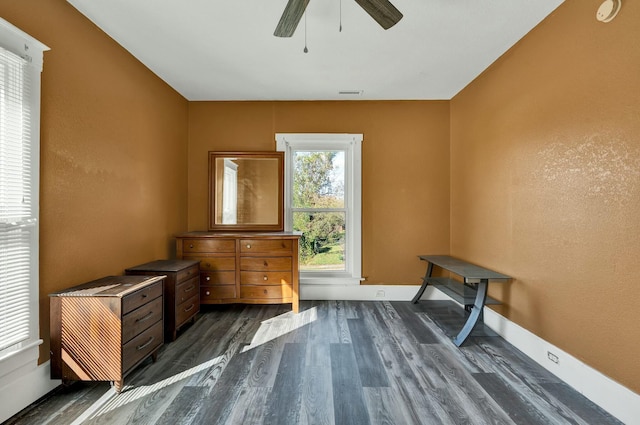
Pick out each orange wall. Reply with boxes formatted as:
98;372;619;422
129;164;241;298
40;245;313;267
188;101;451;284
451;0;640;393
0;1;189;362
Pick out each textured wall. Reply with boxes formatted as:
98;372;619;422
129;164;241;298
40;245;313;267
451;0;640;392
0;1;189;362
188;101;451;285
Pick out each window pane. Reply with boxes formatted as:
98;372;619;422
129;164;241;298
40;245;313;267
293;151;344;209
293;211;346;271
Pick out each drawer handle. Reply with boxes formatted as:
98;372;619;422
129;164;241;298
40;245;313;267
141;294;148;298
246;244;251;249
184;304;195;313
136;311;154;323
205;276;211;281
137;336;155;351
263;275;268;281
184;285;195;293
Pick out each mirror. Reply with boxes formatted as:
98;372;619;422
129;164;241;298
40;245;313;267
209;151;284;231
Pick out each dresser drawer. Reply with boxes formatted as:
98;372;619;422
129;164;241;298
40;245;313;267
196;256;236;271
122;281;163;315
240;257;292;271
123;320;163;373
241;271;292;285
240;239;292;254
175;294;199;326
202;271;235;285
122;296;163;344
176;276;199;304
240;285;292;299
201;285;236;301
182;238;235;254
176;264;199;283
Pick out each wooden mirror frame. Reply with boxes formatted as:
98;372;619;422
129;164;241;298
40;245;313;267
208;151;284;231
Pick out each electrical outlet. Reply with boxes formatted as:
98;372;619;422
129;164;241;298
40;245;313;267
547;351;559;364
375;290;385;298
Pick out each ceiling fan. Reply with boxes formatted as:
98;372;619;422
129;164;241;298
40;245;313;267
274;0;403;37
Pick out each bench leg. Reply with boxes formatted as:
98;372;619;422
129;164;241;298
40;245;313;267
412;261;434;303
453;279;489;346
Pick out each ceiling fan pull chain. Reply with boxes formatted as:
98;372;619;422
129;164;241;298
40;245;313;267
303;11;309;53
339;0;343;32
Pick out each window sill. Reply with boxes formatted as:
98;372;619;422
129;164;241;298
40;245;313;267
300;276;364;286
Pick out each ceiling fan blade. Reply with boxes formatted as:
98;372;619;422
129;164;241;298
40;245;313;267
354;0;403;30
274;0;311;37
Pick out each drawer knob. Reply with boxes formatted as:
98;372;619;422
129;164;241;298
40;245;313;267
189;244;194;249
206;276;211;281
205;262;211;268
205;291;211;296
246;244;251;249
264;261;268;267
263;275;268;281
263;289;268;294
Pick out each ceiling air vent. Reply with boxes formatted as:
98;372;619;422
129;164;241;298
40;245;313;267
338;90;364;96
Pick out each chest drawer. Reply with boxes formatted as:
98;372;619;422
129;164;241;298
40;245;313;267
240;257;292;271
122;296;163;344
176;294;199;325
240;239;292;254
182;238;235;254
241;271;293;285
122;281;163;315
192;256;236;271
240;285;292;299
123;320;163;373
202;270;235;285
176;264;199;283
176;276;199;303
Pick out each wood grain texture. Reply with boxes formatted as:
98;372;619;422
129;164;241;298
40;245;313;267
9;301;623;425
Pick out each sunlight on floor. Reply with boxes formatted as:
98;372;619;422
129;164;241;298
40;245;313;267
241;307;317;353
68;307;317;423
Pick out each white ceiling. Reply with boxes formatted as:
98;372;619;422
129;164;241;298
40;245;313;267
66;0;565;101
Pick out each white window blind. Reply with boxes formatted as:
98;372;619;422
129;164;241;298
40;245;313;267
0;46;37;354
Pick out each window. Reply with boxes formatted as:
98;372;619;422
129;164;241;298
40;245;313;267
0;19;47;367
276;134;362;285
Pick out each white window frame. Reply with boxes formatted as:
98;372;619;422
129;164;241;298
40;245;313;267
0;16;48;407
276;133;363;285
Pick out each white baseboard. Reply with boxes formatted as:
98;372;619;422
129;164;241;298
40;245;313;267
301;283;638;424
0;360;61;423
300;283;450;301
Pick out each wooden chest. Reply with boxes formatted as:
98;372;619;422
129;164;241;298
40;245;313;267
49;275;165;392
176;232;300;313
125;259;200;341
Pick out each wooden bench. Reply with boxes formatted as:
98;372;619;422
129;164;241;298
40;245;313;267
412;255;511;346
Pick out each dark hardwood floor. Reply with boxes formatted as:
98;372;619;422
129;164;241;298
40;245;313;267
5;301;622;425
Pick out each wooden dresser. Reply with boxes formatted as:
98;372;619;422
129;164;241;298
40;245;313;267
125;259;200;341
50;275;165;392
176;232;300;313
